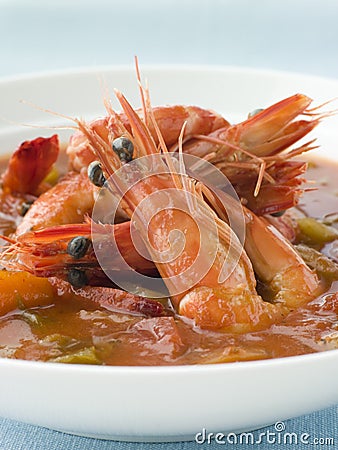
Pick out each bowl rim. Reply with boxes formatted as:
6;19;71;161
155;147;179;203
0;63;338;86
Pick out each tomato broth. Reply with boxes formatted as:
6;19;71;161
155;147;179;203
0;155;337;366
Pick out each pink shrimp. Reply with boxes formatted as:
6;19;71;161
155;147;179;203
15;171;97;235
183;94;322;215
2;220;156;286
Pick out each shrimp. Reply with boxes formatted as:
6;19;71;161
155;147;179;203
183;94;322;215
243;210;322;308
187;94;317;158
2;220;156;286
0;89;323;332
67;106;229;171
66;88;322;333
16;171;97;235
174;197;321;329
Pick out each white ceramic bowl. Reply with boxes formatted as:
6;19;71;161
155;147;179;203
0;66;337;441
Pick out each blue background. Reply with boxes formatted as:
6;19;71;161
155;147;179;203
1;0;338;79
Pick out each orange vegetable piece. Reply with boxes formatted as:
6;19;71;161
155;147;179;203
0;271;54;316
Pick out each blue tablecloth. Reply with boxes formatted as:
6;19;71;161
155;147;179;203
1;406;337;449
1;0;338;447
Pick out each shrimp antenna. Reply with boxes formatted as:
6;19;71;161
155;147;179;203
134;56;149;126
137;79;183;190
97;73;110;107
98;73;134;153
19;99;77;123
178;121;188;178
304;97;338;116
177;120;240;253
0;99;79;131
19;99;122;179
0;114;77;131
76;118;121;180
102;94;139;159
191;132;269;195
177;121;196;212
132;66;179;175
